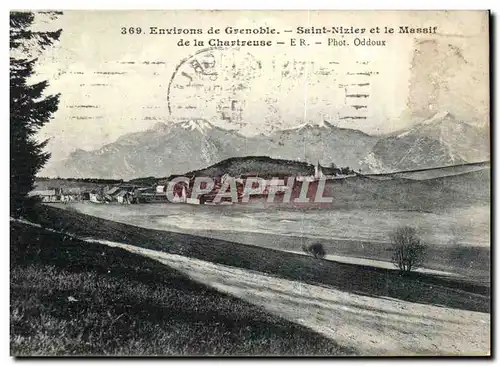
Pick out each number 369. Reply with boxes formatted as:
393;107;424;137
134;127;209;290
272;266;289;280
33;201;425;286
121;27;142;35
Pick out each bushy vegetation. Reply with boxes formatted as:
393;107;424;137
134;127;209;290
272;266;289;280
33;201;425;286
302;242;326;259
37;177;125;184
390;226;428;274
328;163;356;175
127;176;163;186
186;156;315;179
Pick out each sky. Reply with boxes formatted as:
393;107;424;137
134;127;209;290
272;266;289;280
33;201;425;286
26;10;489;163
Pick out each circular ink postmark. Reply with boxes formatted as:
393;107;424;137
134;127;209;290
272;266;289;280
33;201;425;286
167;47;263;128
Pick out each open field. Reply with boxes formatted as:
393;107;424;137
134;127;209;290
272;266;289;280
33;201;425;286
12;210;490;355
55;202;490;281
11;220;349;356
28;205;490;312
12;205;491;355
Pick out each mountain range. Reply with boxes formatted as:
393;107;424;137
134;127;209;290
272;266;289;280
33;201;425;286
42;112;489;180
364;111;490;172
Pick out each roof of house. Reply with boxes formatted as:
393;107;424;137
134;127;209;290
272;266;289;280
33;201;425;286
105;186;121;196
28;189;56;196
119;185;136;191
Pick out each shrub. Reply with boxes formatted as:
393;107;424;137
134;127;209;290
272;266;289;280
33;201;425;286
303;242;326;259
390;226;427;274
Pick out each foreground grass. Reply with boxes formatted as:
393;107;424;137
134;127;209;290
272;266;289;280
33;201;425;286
11;221;352;356
29;205;490;313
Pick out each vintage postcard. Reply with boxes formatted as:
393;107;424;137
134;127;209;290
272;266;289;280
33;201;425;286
10;10;490;356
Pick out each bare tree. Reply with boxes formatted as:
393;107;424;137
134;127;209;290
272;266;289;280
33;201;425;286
390;226;427;274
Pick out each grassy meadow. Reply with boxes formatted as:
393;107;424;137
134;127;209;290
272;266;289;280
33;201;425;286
25;205;490;313
11;220;351;356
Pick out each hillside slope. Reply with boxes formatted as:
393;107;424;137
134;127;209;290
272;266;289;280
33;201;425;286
364;112;489;172
183;156;314;178
319;167;490;211
11;220;348;356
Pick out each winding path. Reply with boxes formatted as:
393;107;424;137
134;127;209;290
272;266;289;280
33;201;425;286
88;238;490;356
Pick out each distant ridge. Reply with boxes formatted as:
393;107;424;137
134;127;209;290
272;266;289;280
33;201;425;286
175;156;314;180
363;160;490;176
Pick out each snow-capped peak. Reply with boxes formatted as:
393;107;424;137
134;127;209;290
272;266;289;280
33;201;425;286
178;119;214;133
295;120;332;130
397;111;453;138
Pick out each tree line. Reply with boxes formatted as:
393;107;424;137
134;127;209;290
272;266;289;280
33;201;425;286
37;177;125;184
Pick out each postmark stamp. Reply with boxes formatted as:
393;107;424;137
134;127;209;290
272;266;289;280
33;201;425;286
167;47;263;126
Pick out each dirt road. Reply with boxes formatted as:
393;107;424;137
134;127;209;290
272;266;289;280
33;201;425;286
86;238;489;356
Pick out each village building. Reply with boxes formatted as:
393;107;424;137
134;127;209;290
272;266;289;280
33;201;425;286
171;185;187;203
134;187;154;203
104;186;121;202
28;189;58;202
61;187;82;202
116;190;132;204
89;189;103;203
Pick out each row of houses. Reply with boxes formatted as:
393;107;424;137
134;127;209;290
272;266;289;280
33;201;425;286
28;187;87;203
153;162;356;205
29;185;137;204
30;163;357;205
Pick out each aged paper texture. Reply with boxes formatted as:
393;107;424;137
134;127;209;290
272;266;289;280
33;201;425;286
10;10;490;356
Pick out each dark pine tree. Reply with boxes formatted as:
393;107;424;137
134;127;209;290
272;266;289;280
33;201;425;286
10;11;62;217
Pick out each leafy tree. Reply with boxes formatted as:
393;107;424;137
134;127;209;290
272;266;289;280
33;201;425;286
390;226;427;274
10;11;62;217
